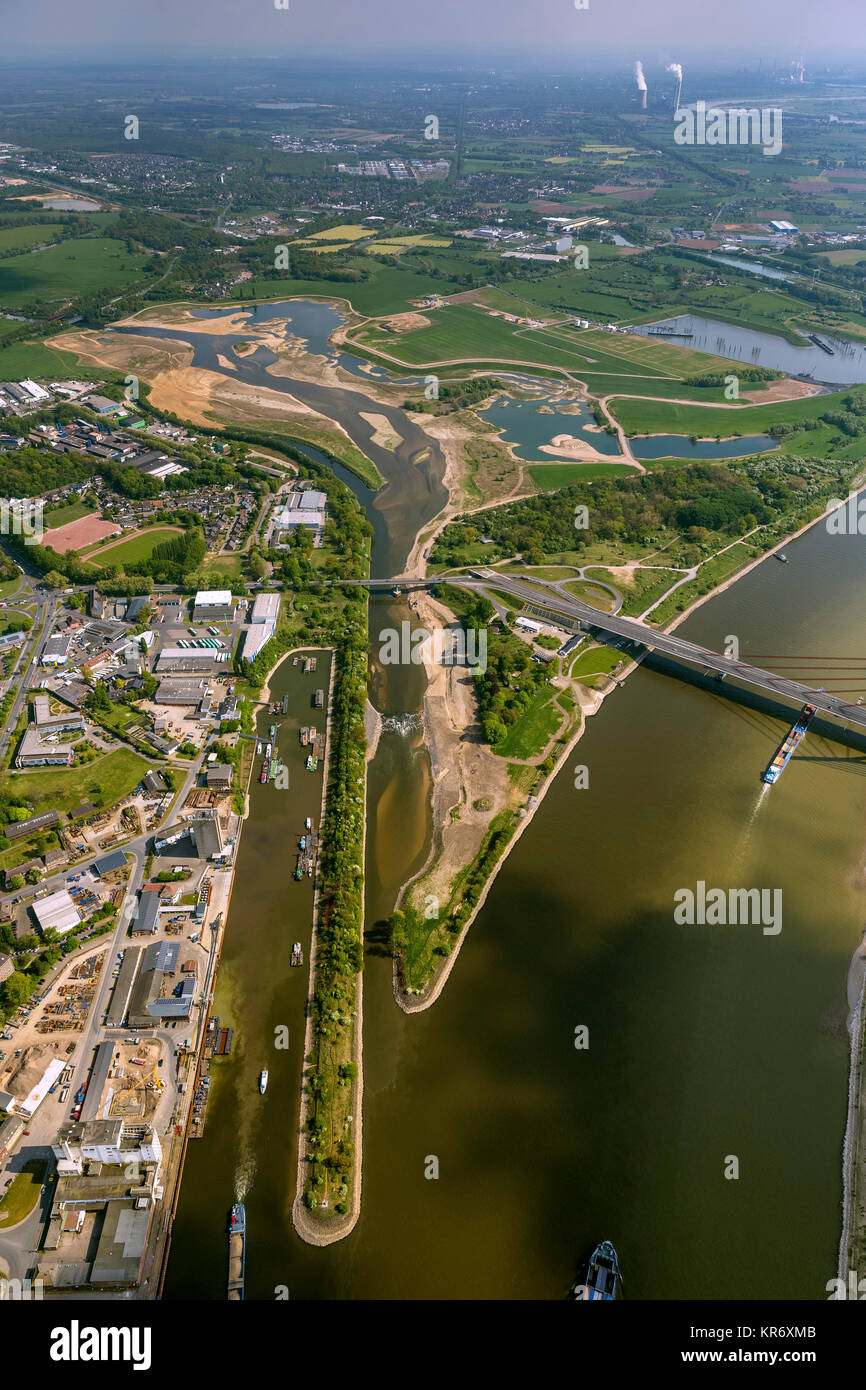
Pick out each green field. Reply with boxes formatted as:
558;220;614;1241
528;462;634;486
0;223;66;253
0;336;82;378
0;747;151;816
355;302;735;384
0;1160;45;1227
200;554;245;581
493;686;563;760
241;264;463;316
43;501;95;529
0;236;150;309
84;526;183;570
607;391;854;452
569;644;624;687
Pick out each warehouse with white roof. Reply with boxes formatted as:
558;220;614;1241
192;589;234;622
33;890;80;936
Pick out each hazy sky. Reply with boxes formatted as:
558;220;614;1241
2;0;864;62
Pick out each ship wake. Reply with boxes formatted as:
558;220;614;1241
731;783;770;874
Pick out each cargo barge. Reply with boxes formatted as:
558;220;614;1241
761;702;817;785
227;1204;245;1300
573;1240;620;1301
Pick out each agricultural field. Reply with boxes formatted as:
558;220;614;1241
365;235;452;253
298;224;372;242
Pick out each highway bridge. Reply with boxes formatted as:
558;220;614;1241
459;572;866;733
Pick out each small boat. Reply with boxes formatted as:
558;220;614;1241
259;763;268;784
265;741;272;758
259;1070;268;1095
294;856;303;880
306;753;317;772
256;740;262;755
305;817;312;830
291;942;303;966
775;552;788;563
299;835;306;850
575;1241;620;1301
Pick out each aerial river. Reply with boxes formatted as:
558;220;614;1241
152;301;865;1300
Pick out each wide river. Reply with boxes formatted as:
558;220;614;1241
154;301;866;1300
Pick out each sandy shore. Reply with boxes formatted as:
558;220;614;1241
396;673;607;1014
537;432;623;461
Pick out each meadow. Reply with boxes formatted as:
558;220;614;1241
0;747;151;816
0;236;150;310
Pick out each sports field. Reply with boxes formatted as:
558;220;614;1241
84;526;183;569
43;514;120;554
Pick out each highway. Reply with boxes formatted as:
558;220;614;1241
460;572;866;733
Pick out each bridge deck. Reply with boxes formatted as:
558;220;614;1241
463;574;866;732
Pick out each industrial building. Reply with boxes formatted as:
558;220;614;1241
156;647;227;675
91;849;128;878
106;948;142;1027
81;394;124;415
155;677;211;705
54;1116;162;1172
130;892;161;937
42;632;72;666
192;589;234;623
4;809;60;841
205;763;232;790
0;1115;25;1162
32;890;80;936
15;1057;66;1116
242;591;279;661
270;490;328;548
127;940;195;1027
155;807;224;860
78;1039;116;1123
250;592;280;624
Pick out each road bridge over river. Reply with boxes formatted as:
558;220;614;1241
459;572;866;733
